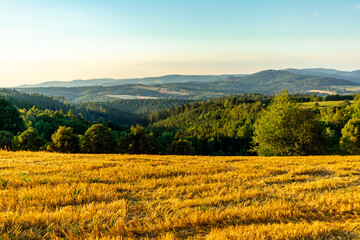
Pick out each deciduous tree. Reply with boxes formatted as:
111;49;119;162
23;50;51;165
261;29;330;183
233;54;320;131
47;126;80;153
15;127;46;151
252;91;327;156
340;119;360;154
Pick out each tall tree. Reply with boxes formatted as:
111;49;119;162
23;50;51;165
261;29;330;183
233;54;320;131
81;124;116;153
252;91;327;156
0;98;25;134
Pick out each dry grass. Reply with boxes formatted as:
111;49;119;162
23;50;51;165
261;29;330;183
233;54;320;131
1;151;360;239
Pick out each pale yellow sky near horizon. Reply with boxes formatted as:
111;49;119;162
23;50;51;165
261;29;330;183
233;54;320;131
1;37;358;88
1;1;359;87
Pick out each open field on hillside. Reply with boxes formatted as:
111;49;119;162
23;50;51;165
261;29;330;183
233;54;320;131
1;152;360;239
107;95;159;100
302;100;354;107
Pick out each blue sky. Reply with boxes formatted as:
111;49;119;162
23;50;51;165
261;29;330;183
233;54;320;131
0;0;360;86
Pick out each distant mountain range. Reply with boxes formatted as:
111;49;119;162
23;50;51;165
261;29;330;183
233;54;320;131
14;69;360;102
15;68;360;89
16;74;246;88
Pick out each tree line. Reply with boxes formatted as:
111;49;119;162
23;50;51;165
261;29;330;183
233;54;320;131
2;91;360;156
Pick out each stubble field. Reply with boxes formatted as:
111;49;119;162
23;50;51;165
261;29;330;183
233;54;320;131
1;151;360;239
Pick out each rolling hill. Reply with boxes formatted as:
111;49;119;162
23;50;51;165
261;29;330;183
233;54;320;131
158;70;359;95
16;74;244;88
284;68;360;83
0;88;142;125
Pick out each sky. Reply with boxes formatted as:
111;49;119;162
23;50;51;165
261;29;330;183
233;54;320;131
0;0;360;87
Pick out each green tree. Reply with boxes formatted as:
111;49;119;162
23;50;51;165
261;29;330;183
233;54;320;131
34;120;56;140
15;127;46;151
352;98;360;119
156;132;174;153
0;98;25;134
167;139;195;155
47;126;80;153
66;109;75;118
252;91;327;156
118;125;159;154
354;93;360;102
340;119;360;154
80;124;116;153
0;131;14;150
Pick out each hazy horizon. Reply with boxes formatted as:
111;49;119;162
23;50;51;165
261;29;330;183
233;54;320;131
9;67;360;88
1;0;360;87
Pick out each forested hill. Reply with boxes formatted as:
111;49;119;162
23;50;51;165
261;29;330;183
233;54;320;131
226;70;358;87
0;88;71;111
147;93;359;155
0;89;140;125
98;99;195;115
165;70;358;94
148;94;274;155
284;68;360;83
15;70;359;102
0;89;196;125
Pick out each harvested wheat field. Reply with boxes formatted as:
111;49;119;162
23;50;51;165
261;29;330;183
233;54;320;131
1;151;360;239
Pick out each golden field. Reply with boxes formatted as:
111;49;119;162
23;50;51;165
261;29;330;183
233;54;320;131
1;151;360;239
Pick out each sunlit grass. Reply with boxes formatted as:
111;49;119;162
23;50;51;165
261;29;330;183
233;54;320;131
302;100;354;107
1;151;360;239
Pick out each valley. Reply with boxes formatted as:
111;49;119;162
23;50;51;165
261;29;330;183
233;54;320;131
15;69;360;103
